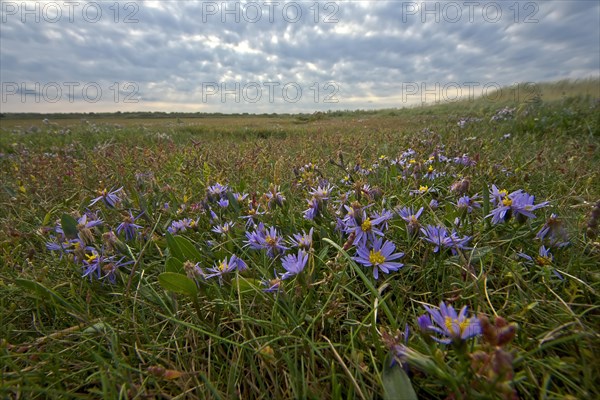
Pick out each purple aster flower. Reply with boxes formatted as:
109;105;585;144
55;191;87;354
262;225;288;257
536;213;569;248
245;223;288;258
517;245;563;279
73;213;103;244
205;256;238;283
216;198;228;208
81;249;105;280
167;218;197;234
420;302;481;344
360;183;373;196
517;245;553;265
69;239;93;263
280;250;309;280
116;210;143;241
204;255;246;284
233;192;248;203
81;249;132;283
371;209;394;231
265;185;286;209
206;207;219;222
424;165;438;180
334;191;352;216
46;237;86;259
230;254;248;271
303;197;320;220
429;199;439;210
309;184;333;201
453;154;476;167
78;212;103;229
212;221;235;235
261;270;282;293
397;206;424;236
417;314;432;332
289;228;313;250
101;255;134;284
402;148;416;159
353;237;404;280
487;189;548;224
456;194;481;214
240;203;265;226
245;222;267;251
420;225;447;253
89;187;123;208
46;240;65;254
340;174;352;186
207;183;229;201
420;225;471;254
184;261;205;281
346;210;386;247
410;185;432;196
489;185;511;206
510;192;549;223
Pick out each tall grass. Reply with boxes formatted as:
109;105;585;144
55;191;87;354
1;79;599;399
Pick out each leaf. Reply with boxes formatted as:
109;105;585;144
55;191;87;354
482;182;491;226
61;213;79;239
382;356;418;400
83;322;111;335
468;246;493;263
15;278;83;315
233;276;261;295
165;257;185;274
158;272;198;297
165;232;203;262
226;191;240;213
42;211;53;226
163;369;186;380
3;185;16;197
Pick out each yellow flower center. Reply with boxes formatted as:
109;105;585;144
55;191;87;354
536;256;552;266
499;189;508;197
265;235;277;246
444;316;471;336
270;278;281;287
369;250;385;265
361;218;372;232
419;185;428;192
218;262;228;271
502;198;513;206
428;165;434;173
86;253;98;262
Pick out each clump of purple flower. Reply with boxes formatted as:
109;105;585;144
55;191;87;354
418;302;481;344
353;237;404;280
89;187;123;208
420;224;471;254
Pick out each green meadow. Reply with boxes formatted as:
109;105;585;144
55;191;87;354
1;79;599;399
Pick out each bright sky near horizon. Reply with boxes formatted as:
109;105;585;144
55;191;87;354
1;0;599;113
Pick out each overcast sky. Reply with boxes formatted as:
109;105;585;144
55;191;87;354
1;0;598;113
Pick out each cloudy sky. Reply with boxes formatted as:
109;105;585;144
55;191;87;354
1;0;598;113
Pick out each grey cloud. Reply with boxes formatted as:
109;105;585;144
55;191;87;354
1;0;598;112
